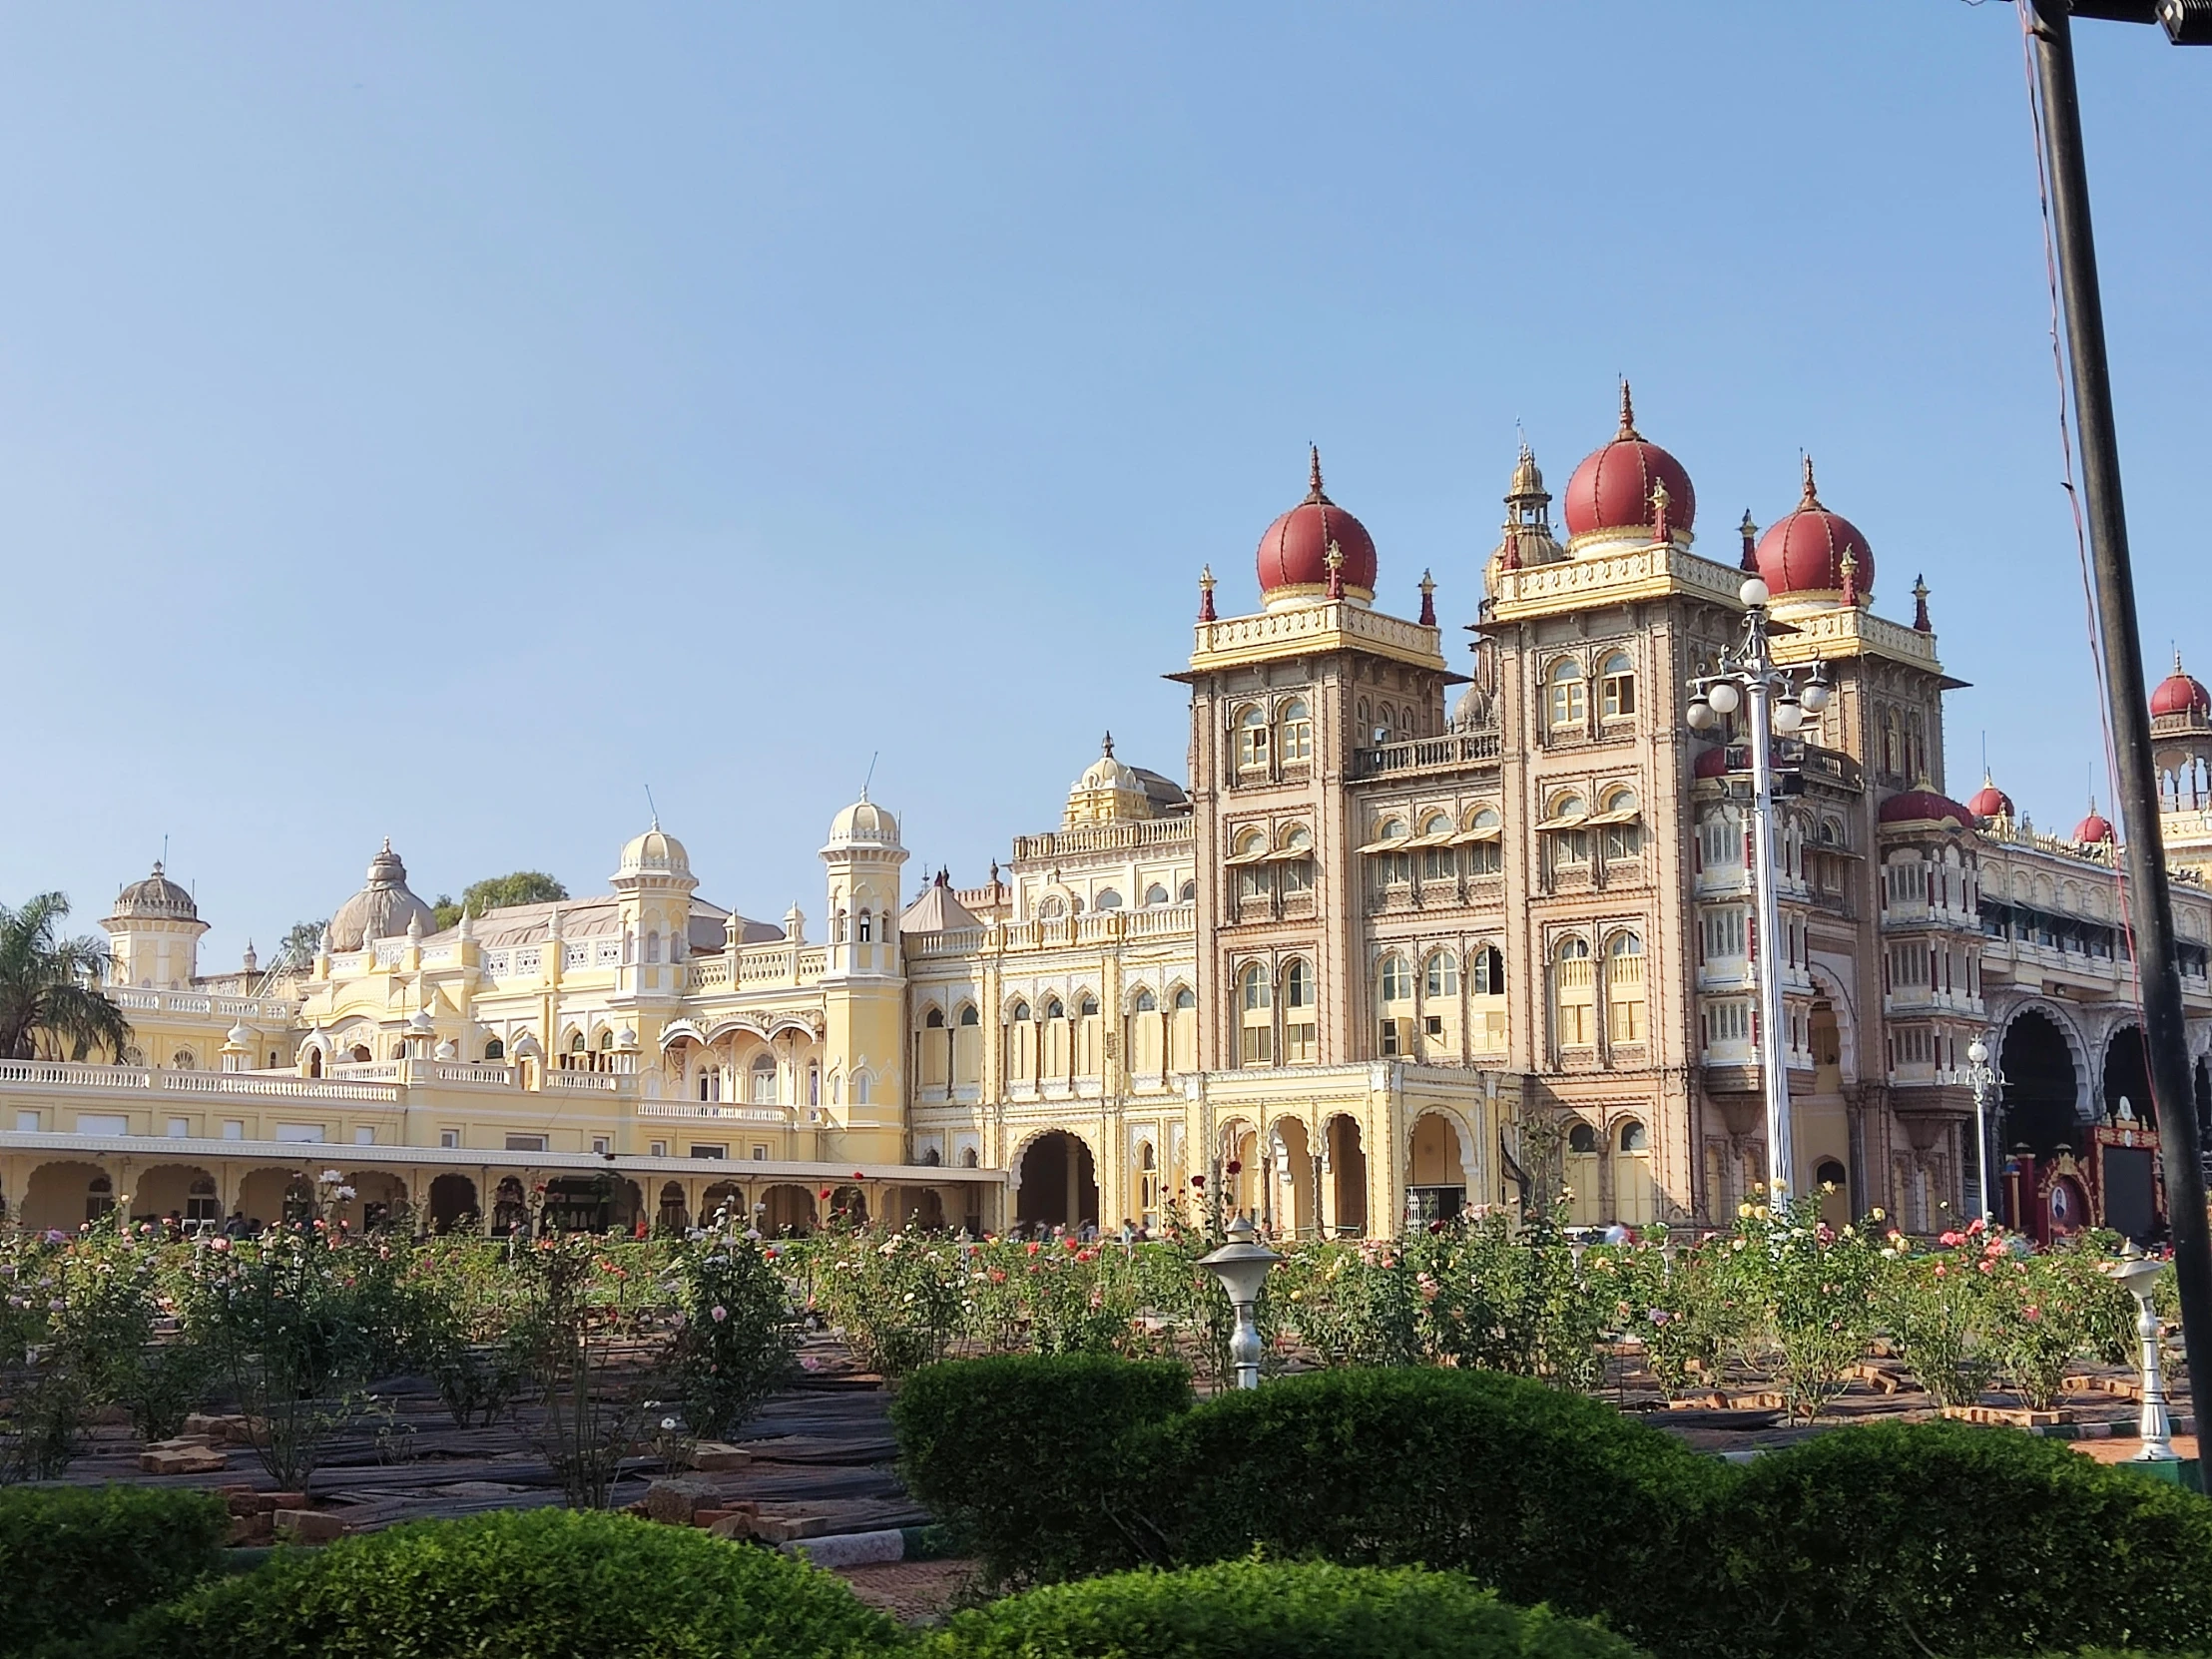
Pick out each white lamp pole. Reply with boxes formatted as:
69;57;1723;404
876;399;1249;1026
1197;1214;1284;1389
1687;577;1829;1203
1965;1034;1998;1225
2108;1248;2176;1463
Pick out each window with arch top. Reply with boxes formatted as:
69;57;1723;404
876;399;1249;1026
750;1052;779;1104
1236;705;1270;772
1552;934;1596;1048
1144;882;1169;906
1605;931;1646;1044
1238;962;1273;1066
1548;658;1587;731
1599;651;1636;720
1095;888;1122;910
1044;996;1065;1021
1010;999;1030;1022
1378;953;1413;1003
1283;957;1317;1062
1619;1119;1648;1153
1279;697;1313;764
856;910;872;942
1424;948;1458;997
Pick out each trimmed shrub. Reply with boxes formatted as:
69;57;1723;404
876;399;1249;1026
1712;1421;2212;1659
1155;1369;1730;1653
919;1558;1649;1659
0;1485;228;1657
98;1507;895;1659
891;1354;1193;1586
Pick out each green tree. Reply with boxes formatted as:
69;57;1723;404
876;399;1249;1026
433;871;567;930
0;893;133;1062
276;919;327;966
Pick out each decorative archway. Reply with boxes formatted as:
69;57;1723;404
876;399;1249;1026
428;1174;479;1234
2101;1023;2155;1126
21;1161;112;1234
1405;1110;1470;1227
1324;1114;1370;1237
1998;1006;2087;1157
1012;1130;1097;1232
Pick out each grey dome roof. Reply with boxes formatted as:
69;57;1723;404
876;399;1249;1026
328;839;437;950
109;861;199;923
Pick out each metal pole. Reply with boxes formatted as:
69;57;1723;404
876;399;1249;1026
2029;0;2212;1439
1973;1075;1992;1224
1745;662;1796;1197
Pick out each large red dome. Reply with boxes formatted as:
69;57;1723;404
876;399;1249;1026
2150;655;2210;719
1878;789;1973;830
1755;457;1873;598
1966;776;2014;822
1561;383;1696;540
1256;449;1378;599
2073;807;2116;845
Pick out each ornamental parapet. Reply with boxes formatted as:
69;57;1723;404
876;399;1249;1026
1191;599;1445;675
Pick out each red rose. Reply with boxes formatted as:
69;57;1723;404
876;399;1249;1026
1225;1161;1242;1176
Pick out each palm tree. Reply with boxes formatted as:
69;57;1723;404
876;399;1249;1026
0;893;134;1062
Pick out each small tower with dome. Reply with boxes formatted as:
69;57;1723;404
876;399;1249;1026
819;791;910;1157
103;861;208;989
1064;733;1157;828
610;820;699;1002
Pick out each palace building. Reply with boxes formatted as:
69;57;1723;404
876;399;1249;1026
6;390;2212;1241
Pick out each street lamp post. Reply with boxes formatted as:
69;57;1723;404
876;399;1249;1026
1965;1035;1998;1225
1197;1214;1284;1389
2008;0;2212;1454
2108;1247;2177;1463
1687;577;1831;1200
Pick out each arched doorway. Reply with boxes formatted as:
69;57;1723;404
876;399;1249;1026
1564;1120;1601;1227
1405;1112;1466;1227
701;1181;746;1229
134;1164;220;1232
1999;1009;2081;1158
1014;1131;1097;1232
428;1174;478;1234
490;1176;531;1237
1613;1120;1655;1227
1270;1118;1316;1238
1814;1157;1851;1231
757;1183;817;1236
238;1167;310;1230
1219;1120;1261;1218
22;1161;111;1233
894;1187;946;1230
2102;1025;2155;1125
1326;1116;1369;1237
830;1185;868;1227
343;1170;409;1232
656;1181;691;1234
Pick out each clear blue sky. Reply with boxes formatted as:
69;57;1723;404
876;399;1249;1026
4;3;2207;966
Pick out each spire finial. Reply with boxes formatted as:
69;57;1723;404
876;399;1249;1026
1101;731;1114;759
1801;452;1820;505
1198;564;1216;623
1417;569;1436;627
1739;508;1759;574
1307;443;1326;501
1617;378;1637;438
1912;573;1932;633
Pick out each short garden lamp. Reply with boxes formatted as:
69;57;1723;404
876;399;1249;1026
1197;1214;1281;1390
2106;1246;2176;1463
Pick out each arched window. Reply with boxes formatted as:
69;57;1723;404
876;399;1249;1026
1279;824;1315;896
1419;813;1455;884
1619;1119;1648;1153
1144;883;1170;906
959;1004;979;1025
1568;1121;1598;1155
853;1073;870;1105
1079;993;1100;1016
1379;953;1412;1003
1095;888;1122;910
857;910;873;942
1470;943;1505;996
1548;658;1587;731
1547;793;1591;868
1233;830;1270;905
925;1007;945;1029
1599;786;1643;859
1599;651;1636;720
1283;958;1317;1063
645;930;662;963
1133;988;1157;1012
1553;935;1596;1048
599;1029;615;1051
1424;949;1458;997
1605;931;1646;1044
570;1031;588;1054
1279;697;1313;764
1044;996;1065;1021
483;1038;504;1062
1174;986;1196;1009
1464;806;1503;876
1238;962;1273;1066
1010;999;1030;1022
1179;878;1197;902
172;1049;197;1070
751;1052;779;1103
1236;705;1270;772
1038;895;1066;920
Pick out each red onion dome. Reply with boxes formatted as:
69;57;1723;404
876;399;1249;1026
1878;789;1974;830
1755;456;1874;598
1256;447;1378;600
2072;807;2116;845
1561;382;1696;541
1966;775;2014;822
2150;653;2210;720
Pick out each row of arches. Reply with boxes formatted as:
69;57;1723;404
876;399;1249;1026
1549;931;1646;1054
918;987;1201;1096
1233;696;1315;775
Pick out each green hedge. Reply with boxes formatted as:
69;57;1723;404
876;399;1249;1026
891;1358;2212;1659
890;1353;1193;1585
918;1558;1649;1659
1155;1369;1727;1650
0;1485;228;1657
96;1508;895;1659
1711;1422;2212;1659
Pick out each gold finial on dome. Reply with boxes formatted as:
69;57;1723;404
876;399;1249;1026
1800;452;1821;506
1307;443;1326;502
1617;378;1640;439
